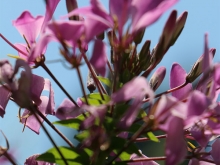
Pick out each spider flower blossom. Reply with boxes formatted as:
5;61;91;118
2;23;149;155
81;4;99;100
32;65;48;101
0;59;55;134
66;0;178;37
12;0;60;63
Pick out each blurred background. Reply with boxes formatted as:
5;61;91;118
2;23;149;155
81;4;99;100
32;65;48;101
0;0;220;164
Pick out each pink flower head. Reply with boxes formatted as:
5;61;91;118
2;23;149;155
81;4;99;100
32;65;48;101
12;0;60;62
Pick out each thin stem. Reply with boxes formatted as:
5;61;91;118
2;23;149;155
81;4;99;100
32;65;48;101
122;156;166;163
143;81;188;103
134;135;167;142
3;152;17;165
30;104;68;165
76;66;88;104
81;53;105;100
107;59;113;78
0;33;28;56
41;63;79;107
34;106;75;148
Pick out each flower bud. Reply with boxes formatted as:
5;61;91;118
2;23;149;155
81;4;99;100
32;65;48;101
149;66;166;90
151;10;177;66
134;29;145;45
169;11;188;46
186;48;216;83
139;40;151;70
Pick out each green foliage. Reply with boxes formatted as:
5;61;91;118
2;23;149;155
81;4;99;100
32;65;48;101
53;114;85;130
81;93;110;105
36;146;90;165
97;76;111;87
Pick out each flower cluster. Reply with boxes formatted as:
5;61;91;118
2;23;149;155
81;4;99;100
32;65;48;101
0;0;220;165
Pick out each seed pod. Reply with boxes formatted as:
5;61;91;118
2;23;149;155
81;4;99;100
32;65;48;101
134;29;145;45
87;71;96;93
149;66;166;91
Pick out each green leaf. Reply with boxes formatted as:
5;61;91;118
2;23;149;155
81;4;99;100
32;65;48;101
97;76;111;87
111;137;140;161
37;146;89;165
81;93;110;105
146;132;159;142
53;114;85;130
74;130;90;142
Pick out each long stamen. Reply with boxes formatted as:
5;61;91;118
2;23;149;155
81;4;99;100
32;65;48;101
23;35;31;49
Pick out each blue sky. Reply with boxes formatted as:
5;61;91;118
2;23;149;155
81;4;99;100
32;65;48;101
0;0;220;164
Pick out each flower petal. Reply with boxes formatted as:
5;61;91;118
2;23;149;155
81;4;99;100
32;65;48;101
211;139;220;164
90;40;107;76
56;99;80;120
170;63;192;99
12;11;44;45
166;116;186;165
111;77;154;103
131;0;178;32
22;96;48;134
43;79;55;115
41;0;60;33
0;86;11;118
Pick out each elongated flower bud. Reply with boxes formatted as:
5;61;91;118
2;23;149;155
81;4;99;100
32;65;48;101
134;29;145;45
149;66;166;91
186;48;216;83
139;40;151;70
169;11;188;46
151;10;177;66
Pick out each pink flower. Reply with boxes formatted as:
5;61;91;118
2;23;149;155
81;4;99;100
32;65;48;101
12;0;60;63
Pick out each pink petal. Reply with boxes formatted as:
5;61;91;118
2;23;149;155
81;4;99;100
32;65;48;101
118;94;144;130
0;86;11;118
109;0;131;36
12;11;44;45
90;40;107;76
43;79;55;115
25;154;55;165
13;43;29;61
211;139;220;164
170;63;192;99
30;74;45;106
111;77;154;103
56;99;80;120
166;116;186;165
41;0;60;33
131;0;178;33
12;60;32;108
149;66;166;90
47;20;84;43
22;96;48;134
28;34;53;63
